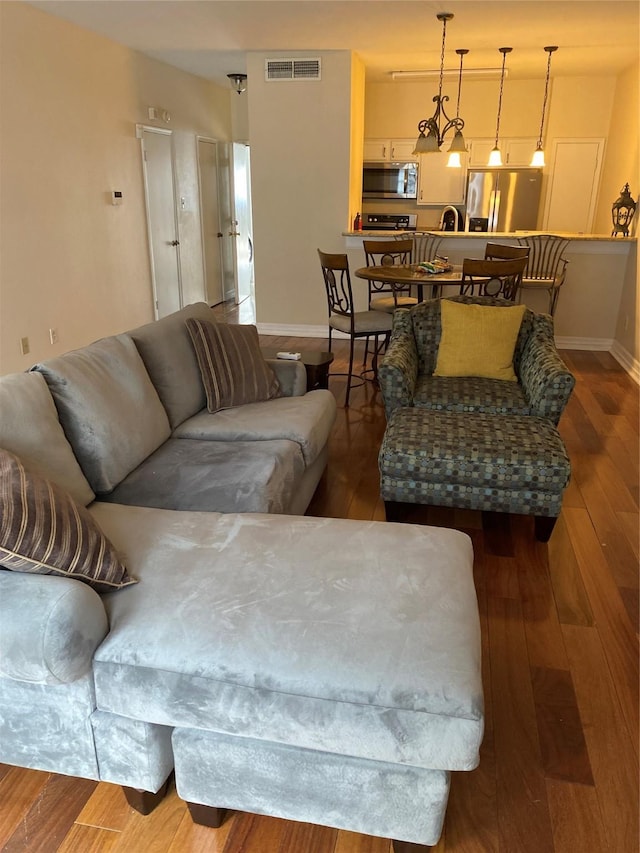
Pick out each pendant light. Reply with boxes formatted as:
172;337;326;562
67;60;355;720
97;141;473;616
413;13;468;159
446;49;469;167
488;47;512;167
531;46;558;167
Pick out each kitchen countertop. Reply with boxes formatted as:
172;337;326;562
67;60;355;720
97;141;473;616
343;230;636;242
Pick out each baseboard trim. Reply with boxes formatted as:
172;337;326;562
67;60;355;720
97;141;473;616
610;340;640;384
257;323;349;339
258;324;639;384
554;336;614;351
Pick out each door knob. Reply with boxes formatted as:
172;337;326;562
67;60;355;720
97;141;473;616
169;240;180;246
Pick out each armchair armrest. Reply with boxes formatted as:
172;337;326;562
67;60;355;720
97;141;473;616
0;572;108;684
265;359;307;397
518;329;575;425
378;313;419;417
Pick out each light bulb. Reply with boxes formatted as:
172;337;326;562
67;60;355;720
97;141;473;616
530;146;545;167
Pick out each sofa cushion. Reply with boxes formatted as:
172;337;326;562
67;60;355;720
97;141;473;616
186;319;281;413
434;300;526;381
32;335;171;494
99;437;305;514
90;504;483;773
0;450;136;593
413;375;530;416
127;302;215;430
0;372;95;507
173;390;337;467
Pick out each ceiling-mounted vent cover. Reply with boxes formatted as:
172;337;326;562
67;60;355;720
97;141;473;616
265;58;322;81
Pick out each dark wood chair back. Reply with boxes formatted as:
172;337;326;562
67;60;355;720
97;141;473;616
363;239;414;307
460;256;529;301
484;242;530;261
317;250;354;320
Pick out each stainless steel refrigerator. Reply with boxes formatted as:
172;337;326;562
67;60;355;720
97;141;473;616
465;168;543;232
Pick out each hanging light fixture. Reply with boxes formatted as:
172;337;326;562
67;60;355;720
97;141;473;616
530;46;558;167
412;13;468;163
488;47;512;166
446;49;469;167
227;73;247;95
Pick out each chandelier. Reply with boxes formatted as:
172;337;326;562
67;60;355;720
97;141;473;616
412;13;468;165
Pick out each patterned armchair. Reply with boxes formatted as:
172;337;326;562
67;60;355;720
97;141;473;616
378;295;575;426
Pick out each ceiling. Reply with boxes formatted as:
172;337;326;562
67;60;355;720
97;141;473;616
28;0;639;87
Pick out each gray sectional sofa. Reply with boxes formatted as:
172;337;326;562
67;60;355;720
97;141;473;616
0;302;484;850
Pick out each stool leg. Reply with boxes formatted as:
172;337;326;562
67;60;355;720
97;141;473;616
384;500;407;522
534;515;557;542
187;802;228;827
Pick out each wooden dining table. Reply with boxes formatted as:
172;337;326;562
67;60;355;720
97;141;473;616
354;263;463;302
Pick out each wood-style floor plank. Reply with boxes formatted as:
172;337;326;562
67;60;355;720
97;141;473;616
0;773;97;853
488;596;556;853
562;624;639;851
563;507;639;755
1;320;638;853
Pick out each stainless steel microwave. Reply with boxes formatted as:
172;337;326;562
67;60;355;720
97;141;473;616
362;162;418;200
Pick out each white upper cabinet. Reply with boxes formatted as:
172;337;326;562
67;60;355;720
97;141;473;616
417;151;467;205
467;138;538;168
363;138;418;162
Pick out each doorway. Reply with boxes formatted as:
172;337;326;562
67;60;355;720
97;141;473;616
138;126;182;318
230;142;254;308
197;138;225;306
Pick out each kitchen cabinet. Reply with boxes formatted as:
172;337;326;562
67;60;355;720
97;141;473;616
363;138;418;162
467;138;538;167
417;151;467;205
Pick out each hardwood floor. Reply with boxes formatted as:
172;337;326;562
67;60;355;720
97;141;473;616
1;312;638;853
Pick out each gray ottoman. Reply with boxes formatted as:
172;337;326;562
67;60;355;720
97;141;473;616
379;408;571;542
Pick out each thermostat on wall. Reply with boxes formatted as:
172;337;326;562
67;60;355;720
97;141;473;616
111;191;123;206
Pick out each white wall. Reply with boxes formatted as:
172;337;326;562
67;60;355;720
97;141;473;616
0;2;232;375
247;50;364;328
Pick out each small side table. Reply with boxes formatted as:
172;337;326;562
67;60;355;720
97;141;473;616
262;349;334;392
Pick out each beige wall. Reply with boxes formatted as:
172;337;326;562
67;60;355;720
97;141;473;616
0;2;231;375
600;62;639;360
247;50;360;327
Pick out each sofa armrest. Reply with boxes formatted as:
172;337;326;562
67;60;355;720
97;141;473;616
518;331;575;426
0;572;108;684
378;316;419;417
266;359;307;397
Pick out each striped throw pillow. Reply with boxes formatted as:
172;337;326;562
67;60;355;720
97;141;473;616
0;449;137;593
186;319;282;413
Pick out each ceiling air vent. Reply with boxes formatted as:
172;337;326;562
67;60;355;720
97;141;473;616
265;58;322;82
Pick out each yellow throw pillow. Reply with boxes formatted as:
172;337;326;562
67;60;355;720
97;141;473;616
433;300;526;382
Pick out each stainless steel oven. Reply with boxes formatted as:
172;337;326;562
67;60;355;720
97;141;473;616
363;162;418;200
363;213;417;231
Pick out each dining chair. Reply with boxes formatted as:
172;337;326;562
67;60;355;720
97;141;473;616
399;231;444;265
516;234;570;315
460;256;529;302
363;239;415;312
484;242;530;261
318;249;393;407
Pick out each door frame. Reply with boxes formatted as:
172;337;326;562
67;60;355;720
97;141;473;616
136;124;182;319
196;135;224;306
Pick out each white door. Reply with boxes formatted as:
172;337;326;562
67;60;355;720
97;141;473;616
543;139;604;233
140;127;182;318
230;142;254;305
197;139;224;306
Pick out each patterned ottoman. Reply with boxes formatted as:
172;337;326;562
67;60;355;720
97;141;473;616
379;408;571;541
